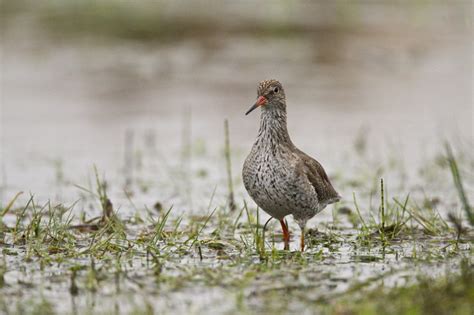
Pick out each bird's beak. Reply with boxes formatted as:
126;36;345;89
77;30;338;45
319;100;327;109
245;96;267;115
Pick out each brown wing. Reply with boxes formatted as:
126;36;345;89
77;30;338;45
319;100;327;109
295;149;340;205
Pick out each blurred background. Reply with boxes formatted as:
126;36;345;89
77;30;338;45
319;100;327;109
0;0;472;213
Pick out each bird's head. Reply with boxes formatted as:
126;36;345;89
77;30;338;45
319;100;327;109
245;79;286;115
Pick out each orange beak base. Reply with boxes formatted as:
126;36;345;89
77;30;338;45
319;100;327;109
245;96;267;115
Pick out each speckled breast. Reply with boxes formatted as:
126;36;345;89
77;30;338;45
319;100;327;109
242;149;318;220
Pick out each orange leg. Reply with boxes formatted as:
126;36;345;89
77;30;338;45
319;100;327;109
279;219;290;250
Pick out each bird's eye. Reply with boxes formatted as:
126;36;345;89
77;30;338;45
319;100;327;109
273;87;279;93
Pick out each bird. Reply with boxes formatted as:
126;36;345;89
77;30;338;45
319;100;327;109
242;79;340;252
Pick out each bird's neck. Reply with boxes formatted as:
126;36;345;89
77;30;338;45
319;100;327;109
256;107;292;147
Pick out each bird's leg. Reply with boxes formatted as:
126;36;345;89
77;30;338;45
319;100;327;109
279;219;290;250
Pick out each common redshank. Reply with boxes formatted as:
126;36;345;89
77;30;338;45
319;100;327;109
242;79;340;251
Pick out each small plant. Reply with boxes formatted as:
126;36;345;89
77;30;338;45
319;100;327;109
224;119;236;212
72;166;124;233
445;143;473;226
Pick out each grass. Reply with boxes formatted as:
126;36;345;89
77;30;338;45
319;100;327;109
332;258;474;315
0;1;275;42
0;0;415;45
446;143;473;226
224;119;236;212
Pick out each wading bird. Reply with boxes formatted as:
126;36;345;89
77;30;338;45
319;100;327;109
242;79;340;251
